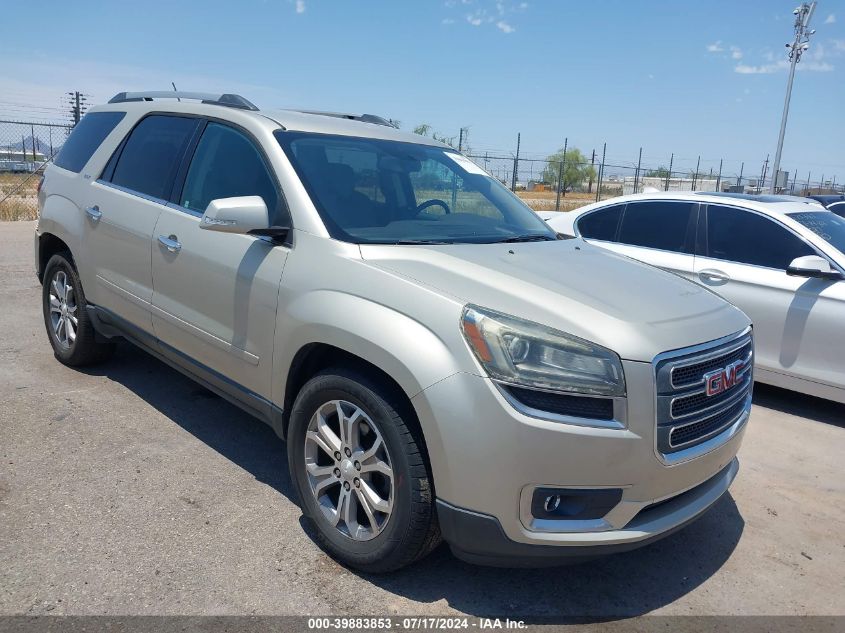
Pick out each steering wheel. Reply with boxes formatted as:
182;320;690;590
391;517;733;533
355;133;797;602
416;199;451;215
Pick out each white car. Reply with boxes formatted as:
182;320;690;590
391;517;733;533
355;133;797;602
545;192;845;404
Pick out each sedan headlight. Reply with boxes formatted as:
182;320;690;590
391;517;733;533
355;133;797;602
460;305;626;397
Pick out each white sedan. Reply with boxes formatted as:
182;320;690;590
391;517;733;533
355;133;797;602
545;192;845;404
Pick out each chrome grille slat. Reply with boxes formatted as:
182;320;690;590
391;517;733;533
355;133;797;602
654;330;753;456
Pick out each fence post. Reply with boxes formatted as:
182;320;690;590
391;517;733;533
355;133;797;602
555;137;567;211
665;153;673;191
716;159;723;192
633;147;642;194
692;155;700;191
511;132;520;192
595;143;607;203
588;149;595;193
738;162;744;189
806;171;811;193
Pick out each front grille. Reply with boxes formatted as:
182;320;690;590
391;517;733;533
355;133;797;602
655;331;753;455
671;339;753;388
505;386;615;420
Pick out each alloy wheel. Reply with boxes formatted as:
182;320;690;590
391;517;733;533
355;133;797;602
303;399;394;541
48;269;78;349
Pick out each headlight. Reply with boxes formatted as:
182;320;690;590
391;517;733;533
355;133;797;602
460;305;626;397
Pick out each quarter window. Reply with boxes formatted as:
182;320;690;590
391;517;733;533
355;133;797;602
180;122;281;220
54;111;125;173
618;201;695;252
109;115;198;200
706;205;814;269
578;205;623;240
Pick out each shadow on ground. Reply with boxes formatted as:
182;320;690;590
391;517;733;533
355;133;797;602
86;341;745;619
753;383;845;428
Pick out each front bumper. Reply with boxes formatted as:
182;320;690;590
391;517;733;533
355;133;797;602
437;457;738;566
410;360;747;563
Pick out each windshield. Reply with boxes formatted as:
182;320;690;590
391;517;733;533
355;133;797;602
789;211;845;254
275;131;556;244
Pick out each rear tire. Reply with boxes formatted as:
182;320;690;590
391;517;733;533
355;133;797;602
42;252;114;367
288;368;440;572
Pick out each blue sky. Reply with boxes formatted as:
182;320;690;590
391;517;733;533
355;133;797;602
1;0;843;183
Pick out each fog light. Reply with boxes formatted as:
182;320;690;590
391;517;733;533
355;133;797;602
543;494;561;513
531;487;623;521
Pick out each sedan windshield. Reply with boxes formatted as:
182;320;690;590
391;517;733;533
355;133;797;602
789;211;845;254
275;131;556;244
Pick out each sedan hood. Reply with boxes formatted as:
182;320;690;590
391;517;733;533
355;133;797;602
359;239;749;362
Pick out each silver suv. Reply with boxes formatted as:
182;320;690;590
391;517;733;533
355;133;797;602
35;91;752;571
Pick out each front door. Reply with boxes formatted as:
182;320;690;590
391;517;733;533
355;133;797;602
695;203;842;388
150;121;289;400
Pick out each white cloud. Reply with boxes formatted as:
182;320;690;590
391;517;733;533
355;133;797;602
825;13;836;24
294;0;305;13
496;20;515;33
734;59;834;73
442;17;455;24
466;14;483;25
706;41;724;53
730;45;743;60
833;39;845;52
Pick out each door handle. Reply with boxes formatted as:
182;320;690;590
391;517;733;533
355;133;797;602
699;268;730;284
158;234;182;253
84;205;102;222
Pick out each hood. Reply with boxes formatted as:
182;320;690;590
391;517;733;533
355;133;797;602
359;239;750;362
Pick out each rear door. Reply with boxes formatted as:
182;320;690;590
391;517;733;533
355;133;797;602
85;114;200;334
150;120;290;400
579;200;698;281
693;203;836;381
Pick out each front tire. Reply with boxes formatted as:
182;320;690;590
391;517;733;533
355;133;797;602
288;368;440;572
42;252;114;367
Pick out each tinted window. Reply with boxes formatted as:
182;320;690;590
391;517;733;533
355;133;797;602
180;123;281;221
828;202;845;219
789;211;845;254
706;205;814;269
53;111;125;173
578;205;623;240
618;201;694;252
110;115;198;200
276;132;555;244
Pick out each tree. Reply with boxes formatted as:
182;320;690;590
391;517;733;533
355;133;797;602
413;123;457;148
541;148;596;192
645;166;670;179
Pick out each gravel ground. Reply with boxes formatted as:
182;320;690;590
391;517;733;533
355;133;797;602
1;221;843;618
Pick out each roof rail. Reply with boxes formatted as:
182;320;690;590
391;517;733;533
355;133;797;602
292;110;397;128
108;91;259;111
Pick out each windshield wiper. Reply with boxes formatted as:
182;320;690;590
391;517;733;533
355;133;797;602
385;239;455;245
488;234;557;243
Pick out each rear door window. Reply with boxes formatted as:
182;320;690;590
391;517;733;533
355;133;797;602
179;122;282;222
706;204;814;270
618;201;695;252
578;204;623;240
53;111;125;173
109;115;199;200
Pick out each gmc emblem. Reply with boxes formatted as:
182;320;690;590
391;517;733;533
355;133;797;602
704;359;746;396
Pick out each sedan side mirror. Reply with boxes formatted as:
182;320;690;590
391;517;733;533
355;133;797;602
786;255;842;280
200;196;289;239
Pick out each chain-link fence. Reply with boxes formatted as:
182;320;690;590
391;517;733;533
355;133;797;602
0;120;72;221
465;150;844;214
1;114;843;222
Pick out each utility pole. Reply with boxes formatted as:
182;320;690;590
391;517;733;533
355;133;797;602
588;149;596;193
738;162;744;188
66;91;89;126
692;155;701;191
511;133;520;192
595;143;607;202
770;1;817;193
716;159;723;192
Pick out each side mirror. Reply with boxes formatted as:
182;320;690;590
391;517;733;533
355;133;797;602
786;255;842;280
200;196;289;239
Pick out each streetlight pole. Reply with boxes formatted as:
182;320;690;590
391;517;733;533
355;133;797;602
770;1;817;194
